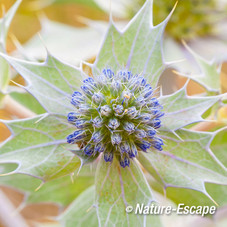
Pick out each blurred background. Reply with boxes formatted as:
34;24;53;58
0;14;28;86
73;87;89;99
0;0;227;226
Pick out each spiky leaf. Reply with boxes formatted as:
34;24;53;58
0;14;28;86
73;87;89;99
95;157;162;227
0;115;80;181
0;166;94;206
159;84;220;131
138;129;227;199
93;0;173;88
1;54;84;115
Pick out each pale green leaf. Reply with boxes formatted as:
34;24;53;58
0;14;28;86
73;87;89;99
0;166;94;206
95;157;162;227
159;83;220;131
10;92;45;114
138;129;227;199
163;183;227;208
146;169;227;208
210;129;227;167
0;163;18;175
1;54;84;115
0;114;81;181
93;0;172;88
59;186;98;227
204;129;227;207
206;183;227;207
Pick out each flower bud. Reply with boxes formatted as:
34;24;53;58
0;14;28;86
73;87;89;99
119;142;130;153
72;91;83;97
146;126;156;138
101;105;112;116
92;131;103;143
95;143;105;153
75;119;89;129
136;140;151;151
151;137;164;151
81;85;94;96
138;113;151;122
111;80;121;92
103;69;114;78
104;152;113;162
92;92;104;104
126;106;137;119
120;157;130;168
123;122;135;133
134;129;146;139
67;112;79;122
83;77;95;84
113;104;124;115
84;144;95;156
93;116;103;128
111;133;122;145
78;104;91;114
151;118;161;129
135;96;146;106
108;118;120;130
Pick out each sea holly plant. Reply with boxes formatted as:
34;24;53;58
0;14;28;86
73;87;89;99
0;0;227;226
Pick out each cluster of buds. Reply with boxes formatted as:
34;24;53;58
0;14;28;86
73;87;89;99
67;69;164;167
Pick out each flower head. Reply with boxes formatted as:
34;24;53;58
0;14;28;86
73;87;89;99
67;69;164;167
95;0;226;41
153;0;219;41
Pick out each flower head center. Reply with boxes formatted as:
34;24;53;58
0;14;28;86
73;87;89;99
67;69;164;167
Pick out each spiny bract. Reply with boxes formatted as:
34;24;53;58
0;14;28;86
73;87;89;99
66;69;164;167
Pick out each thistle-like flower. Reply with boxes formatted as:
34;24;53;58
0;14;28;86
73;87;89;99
66;69;164;167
